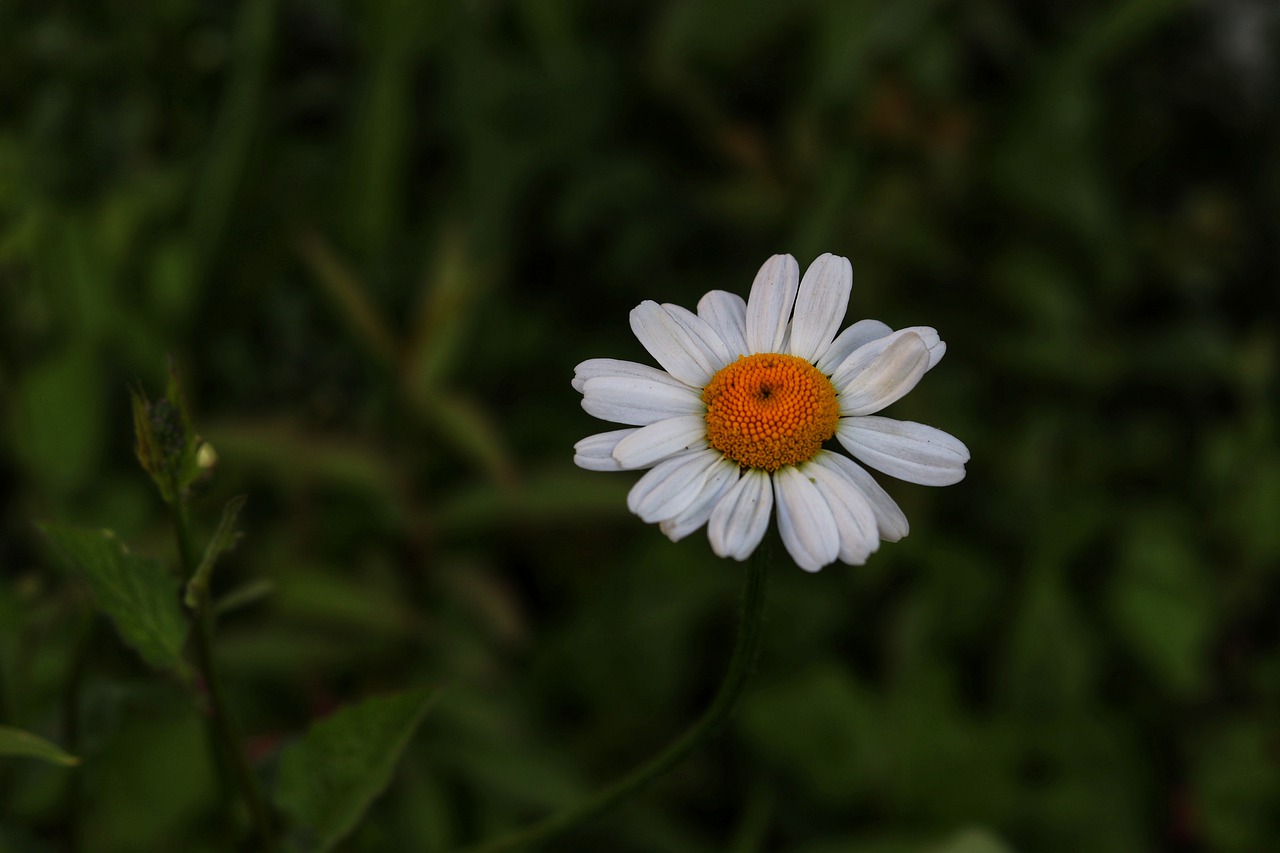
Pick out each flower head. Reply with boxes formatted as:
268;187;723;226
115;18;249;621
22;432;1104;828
572;254;968;571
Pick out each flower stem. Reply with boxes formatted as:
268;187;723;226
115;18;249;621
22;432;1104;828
171;500;276;848
460;543;770;852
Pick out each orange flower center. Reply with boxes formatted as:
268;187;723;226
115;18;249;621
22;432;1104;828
702;353;840;472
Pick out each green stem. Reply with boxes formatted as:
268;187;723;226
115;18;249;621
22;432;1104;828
171;500;276;848
60;610;94;853
460;543;770;852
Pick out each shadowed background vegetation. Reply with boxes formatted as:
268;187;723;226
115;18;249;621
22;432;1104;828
3;0;1279;850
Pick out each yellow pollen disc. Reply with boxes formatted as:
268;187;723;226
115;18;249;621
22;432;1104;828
702;352;840;472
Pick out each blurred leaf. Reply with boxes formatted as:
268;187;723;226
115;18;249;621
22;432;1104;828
988;247;1083;337
41;524;190;678
10;349;105;495
296;230;398;363
1224;450;1280;562
1061;0;1188;71
1109;512;1213;695
1001;565;1096;711
927;827;1017;853
213;578;276;618
345;0;432;258
420;392;516;484
0;725;79;767
431;685;587;812
1192;719;1280;852
738;661;882;806
432;467;632;534
202;419;406;512
811;0;939;100
273;568;421;639
990;0;1183;244
190;0;277;274
146;237;198;325
383;766;456;851
275;687;440;851
881;663;1013;823
798;831;992;853
440;734;586;814
80;702;217;853
214;627;370;674
404;229;483;400
47;213;116;343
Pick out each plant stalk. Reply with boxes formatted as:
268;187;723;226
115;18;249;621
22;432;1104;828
171;499;276;848
460;543;770;852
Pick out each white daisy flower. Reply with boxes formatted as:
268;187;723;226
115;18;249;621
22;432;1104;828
572;253;969;572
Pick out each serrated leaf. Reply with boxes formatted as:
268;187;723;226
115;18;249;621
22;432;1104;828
0;726;80;767
275;687;439;851
41;523;190;677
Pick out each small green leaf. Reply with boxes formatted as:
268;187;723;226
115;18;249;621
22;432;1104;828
275;687;439;850
163;356;202;492
185;494;247;609
0;726;80;767
130;383;166;496
41;523;190;677
130;361;203;505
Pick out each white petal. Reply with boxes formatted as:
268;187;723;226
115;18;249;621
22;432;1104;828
814;319;892;374
894;326;946;370
659;458;740;542
773;466;840;572
924;339;946;370
573;428;638;471
802;453;879;564
789;254;852;363
820;452;910;541
833;332;930;416
708;468;774;561
829;326;944;387
630;301;720;387
697;290;749;359
612;415;709;469
837;417;969;486
627;450;722;523
573;358;691;394
745;254;799;354
582;375;704;426
662;303;733;372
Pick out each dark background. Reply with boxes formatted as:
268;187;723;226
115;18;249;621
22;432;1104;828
2;0;1279;850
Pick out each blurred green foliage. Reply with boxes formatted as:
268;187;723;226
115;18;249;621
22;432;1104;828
2;0;1279;850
